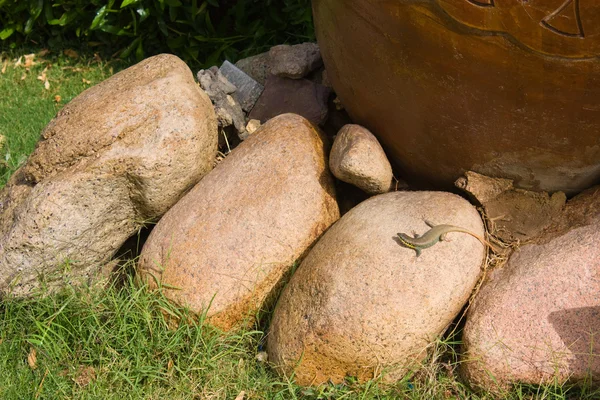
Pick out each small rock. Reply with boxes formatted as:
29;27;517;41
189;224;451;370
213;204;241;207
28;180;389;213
197;67;247;140
269;43;323;79
333;97;344;110
245;119;261;135
461;185;600;393
137;114;339;331
456;171;566;242
268;191;485;385
235;52;270;85
329;124;393;194
249;75;331;126
255;351;268;363
197;66;236;97
219;60;263;112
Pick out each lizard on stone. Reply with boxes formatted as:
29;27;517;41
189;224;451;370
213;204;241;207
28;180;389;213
396;220;494;257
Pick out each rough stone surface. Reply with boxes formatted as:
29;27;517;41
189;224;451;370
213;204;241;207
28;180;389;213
461;186;600;393
197;66;236;97
269;43;322;79
197;67;247;139
245;119;261;135
0;54;218;295
268;191;485;385
235;52;270;85
329;124;393;194
219;60;263;112
249;75;331;126
137;114;339;331
456;171;566;242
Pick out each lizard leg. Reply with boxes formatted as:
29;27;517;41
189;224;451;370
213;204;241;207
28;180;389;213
424;219;437;228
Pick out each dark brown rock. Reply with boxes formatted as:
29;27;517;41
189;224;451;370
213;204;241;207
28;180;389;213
248;75;331;126
235;52;269;86
269;42;323;79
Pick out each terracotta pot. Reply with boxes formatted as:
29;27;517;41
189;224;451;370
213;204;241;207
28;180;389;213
313;0;600;194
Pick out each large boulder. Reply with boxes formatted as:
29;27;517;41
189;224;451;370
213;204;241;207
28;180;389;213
267;191;485;385
0;54;218;295
137;113;339;331
461;186;600;393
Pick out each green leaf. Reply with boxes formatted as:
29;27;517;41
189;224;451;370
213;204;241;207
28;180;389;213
100;24;133;36
157;16;167;36
195;1;207;16
30;0;43;19
48;12;69;26
136;6;149;22
24;18;35;34
206;0;218;6
205;42;229;66
169;5;178;22
43;1;54;22
90;5;107;30
121;0;138;8
167;35;185;49
135;38;144;61
204;10;215;34
120;36;141;58
163;0;181;6
0;27;14;40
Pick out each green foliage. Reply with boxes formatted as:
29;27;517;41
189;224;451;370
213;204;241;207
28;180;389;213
0;50;118;187
0;0;314;67
1;276;598;398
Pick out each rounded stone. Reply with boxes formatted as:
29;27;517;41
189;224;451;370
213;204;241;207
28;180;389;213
461;186;600;393
137;113;340;331
329;124;393;194
0;54;217;295
267;191;485;385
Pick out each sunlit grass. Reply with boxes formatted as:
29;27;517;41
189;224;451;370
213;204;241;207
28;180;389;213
0;48;120;186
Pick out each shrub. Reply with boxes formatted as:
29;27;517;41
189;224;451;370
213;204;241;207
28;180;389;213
0;0;314;66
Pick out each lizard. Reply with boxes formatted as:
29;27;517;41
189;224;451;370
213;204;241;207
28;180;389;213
396;220;495;257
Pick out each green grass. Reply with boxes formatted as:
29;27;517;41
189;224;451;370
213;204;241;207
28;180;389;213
0;48;122;186
1;275;596;399
1;50;599;399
